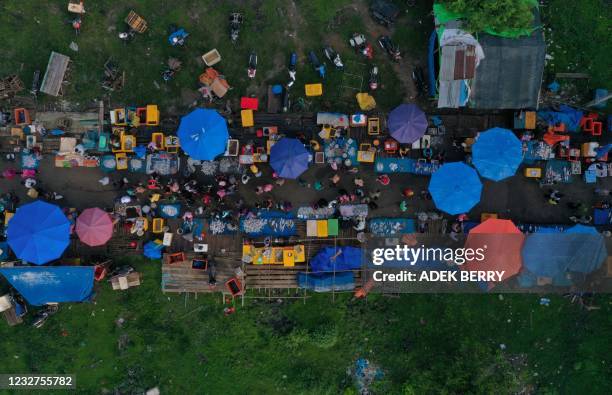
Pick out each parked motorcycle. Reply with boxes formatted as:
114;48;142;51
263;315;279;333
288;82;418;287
378;35;401;61
32;304;59;329
349;33;373;59
248;52;258;79
118;30;135;43
323;46;344;69
369;65;379;90
287;52;297;88
308;51;326;78
229;13;243;44
412;65;427;97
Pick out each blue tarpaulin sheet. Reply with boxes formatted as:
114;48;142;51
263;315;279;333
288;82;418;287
297;272;354;292
375;158;440;174
21;153;40;170
369;218;415;235
240;217;296;236
522;140;552;164
594;208;612;225
207;219;238;235
537;105;583;132
0;266;94;306
309;246;362;273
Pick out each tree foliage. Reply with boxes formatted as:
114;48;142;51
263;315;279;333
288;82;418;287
440;0;535;33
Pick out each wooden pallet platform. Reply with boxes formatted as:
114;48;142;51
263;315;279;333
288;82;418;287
162;255;242;293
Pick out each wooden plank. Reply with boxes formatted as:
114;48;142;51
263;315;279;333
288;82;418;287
555;72;590;79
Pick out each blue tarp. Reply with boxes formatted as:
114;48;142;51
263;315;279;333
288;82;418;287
270;138;310;179
177;108;229;160
309;246;362;273
240;217;296;237
159;203;181;218
143;241;163;259
472;128;523;181
537;105;583;132
522;140;551;164
208;219;238;235
297;272;354;292
428;162;482;215
594;208;612;225
374;158;440;174
21;153;40;170
369;218;415;235
7;200;70;265
0;266;94;306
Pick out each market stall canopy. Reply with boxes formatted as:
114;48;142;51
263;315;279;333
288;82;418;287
522;226;606;277
388;104;428;144
7;200;70;265
0;266;94;306
564;225;607;274
177;108;229;160
270;137;310;179
428;162;482;215
462;219;524;287
76;207;113;247
472;127;523;181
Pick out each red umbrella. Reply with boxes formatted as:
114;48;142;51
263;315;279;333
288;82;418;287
462;219;524;288
76;208;113;247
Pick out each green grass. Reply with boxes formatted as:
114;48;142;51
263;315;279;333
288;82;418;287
0;0;430;114
0;258;610;394
542;0;611;106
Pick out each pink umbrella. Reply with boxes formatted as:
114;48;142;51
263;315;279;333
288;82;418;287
76;208;113;247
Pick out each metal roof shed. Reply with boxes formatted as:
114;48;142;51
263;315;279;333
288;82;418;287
40;51;71;97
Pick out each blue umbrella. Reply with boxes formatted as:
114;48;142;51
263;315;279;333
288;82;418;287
388;104;428;144
522;228;568;277
7;200;70;265
143;241;163;259
565;225;607;273
177;108;229;160
472;128;523;181
428;162;482;215
270;138;310;179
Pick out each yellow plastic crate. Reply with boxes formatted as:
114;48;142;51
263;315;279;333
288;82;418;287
316;220;328;237
241;109;254;127
305;83;323;97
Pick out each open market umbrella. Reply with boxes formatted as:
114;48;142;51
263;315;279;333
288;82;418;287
7;200;70;265
270;138;310;179
564;225;607;274
428;162;482;215
388;103;428;144
177;108;229;160
76;208;113;247
472;127;523;181
462;219;524;287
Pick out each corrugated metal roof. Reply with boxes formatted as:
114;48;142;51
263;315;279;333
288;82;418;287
470;30;545;109
438;80;463;108
439;45;476;81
